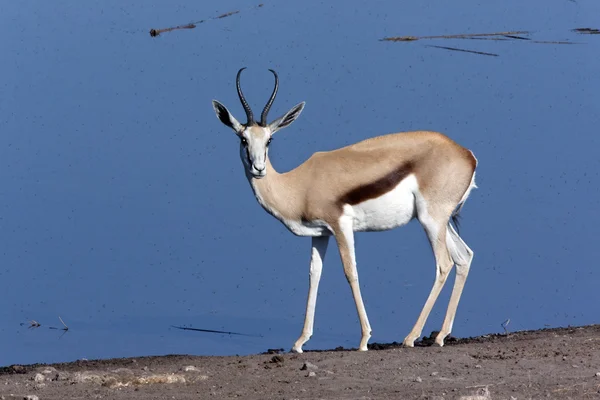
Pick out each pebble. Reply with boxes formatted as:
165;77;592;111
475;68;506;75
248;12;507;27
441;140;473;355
24;396;39;400
270;355;284;364
307;371;316;377
300;362;318;371
414;376;423;383
183;366;200;372
33;374;45;383
430;371;439;376
41;367;57;375
55;371;71;381
595;372;600;377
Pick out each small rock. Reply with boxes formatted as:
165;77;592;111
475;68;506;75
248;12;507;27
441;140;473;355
430;371;439;376
24;396;39;400
475;364;482;369
414;376;423;383
55;371;71;381
41;367;57;375
325;370;334;374
33;374;45;383
72;371;104;385
510;397;517;400
183;366;200;372
270;355;284;364
300;362;318;371
595;372;600;377
112;368;134;377
307;371;316;377
10;365;26;374
142;366;149;371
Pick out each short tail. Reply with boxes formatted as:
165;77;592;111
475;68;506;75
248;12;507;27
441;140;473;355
450;169;477;235
451;213;462;235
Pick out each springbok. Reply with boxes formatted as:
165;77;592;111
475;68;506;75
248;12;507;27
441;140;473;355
211;68;477;352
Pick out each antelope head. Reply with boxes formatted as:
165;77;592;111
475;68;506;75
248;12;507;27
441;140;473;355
212;68;305;179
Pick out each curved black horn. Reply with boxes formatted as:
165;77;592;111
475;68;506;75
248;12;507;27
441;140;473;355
260;69;279;126
236;67;254;124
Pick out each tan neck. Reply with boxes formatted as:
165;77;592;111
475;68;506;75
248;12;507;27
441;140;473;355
248;157;302;222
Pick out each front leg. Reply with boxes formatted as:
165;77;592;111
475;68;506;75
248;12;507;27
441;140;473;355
292;235;329;353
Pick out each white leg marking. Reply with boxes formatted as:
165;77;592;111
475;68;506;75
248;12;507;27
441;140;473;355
337;213;372;351
403;197;453;347
292;236;329;353
435;222;473;346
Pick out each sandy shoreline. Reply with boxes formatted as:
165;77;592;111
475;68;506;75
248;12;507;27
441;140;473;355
2;324;599;399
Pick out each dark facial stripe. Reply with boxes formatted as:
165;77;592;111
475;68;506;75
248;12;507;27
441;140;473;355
338;162;414;206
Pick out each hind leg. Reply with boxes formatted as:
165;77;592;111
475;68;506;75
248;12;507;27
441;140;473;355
403;206;454;347
435;223;473;346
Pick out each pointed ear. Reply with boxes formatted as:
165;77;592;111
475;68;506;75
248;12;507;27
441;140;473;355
212;100;243;134
268;102;305;134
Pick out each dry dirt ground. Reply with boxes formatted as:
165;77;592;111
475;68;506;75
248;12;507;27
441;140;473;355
2;325;599;400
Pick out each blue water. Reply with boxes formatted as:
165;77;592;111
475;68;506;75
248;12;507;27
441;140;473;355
1;0;599;366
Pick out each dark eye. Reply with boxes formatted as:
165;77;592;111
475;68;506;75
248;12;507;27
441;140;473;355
240;137;248;146
266;138;272;146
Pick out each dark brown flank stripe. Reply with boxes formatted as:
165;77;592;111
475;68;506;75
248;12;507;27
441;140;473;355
338;162;415;206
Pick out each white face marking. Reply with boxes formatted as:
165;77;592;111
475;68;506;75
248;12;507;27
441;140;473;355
344;174;419;232
240;126;272;179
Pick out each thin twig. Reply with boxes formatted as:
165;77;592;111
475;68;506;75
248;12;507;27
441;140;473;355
28;320;41;329
457;37;512;41
150;3;264;37
171;325;262;337
426;45;499;57
48;316;69;331
501;318;511;335
503;34;530;40
381;30;530;42
58;316;69;331
572;27;600;35
529;40;580;44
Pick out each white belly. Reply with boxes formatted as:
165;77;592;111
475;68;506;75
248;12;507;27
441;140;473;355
283;218;332;237
344;174;418;232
